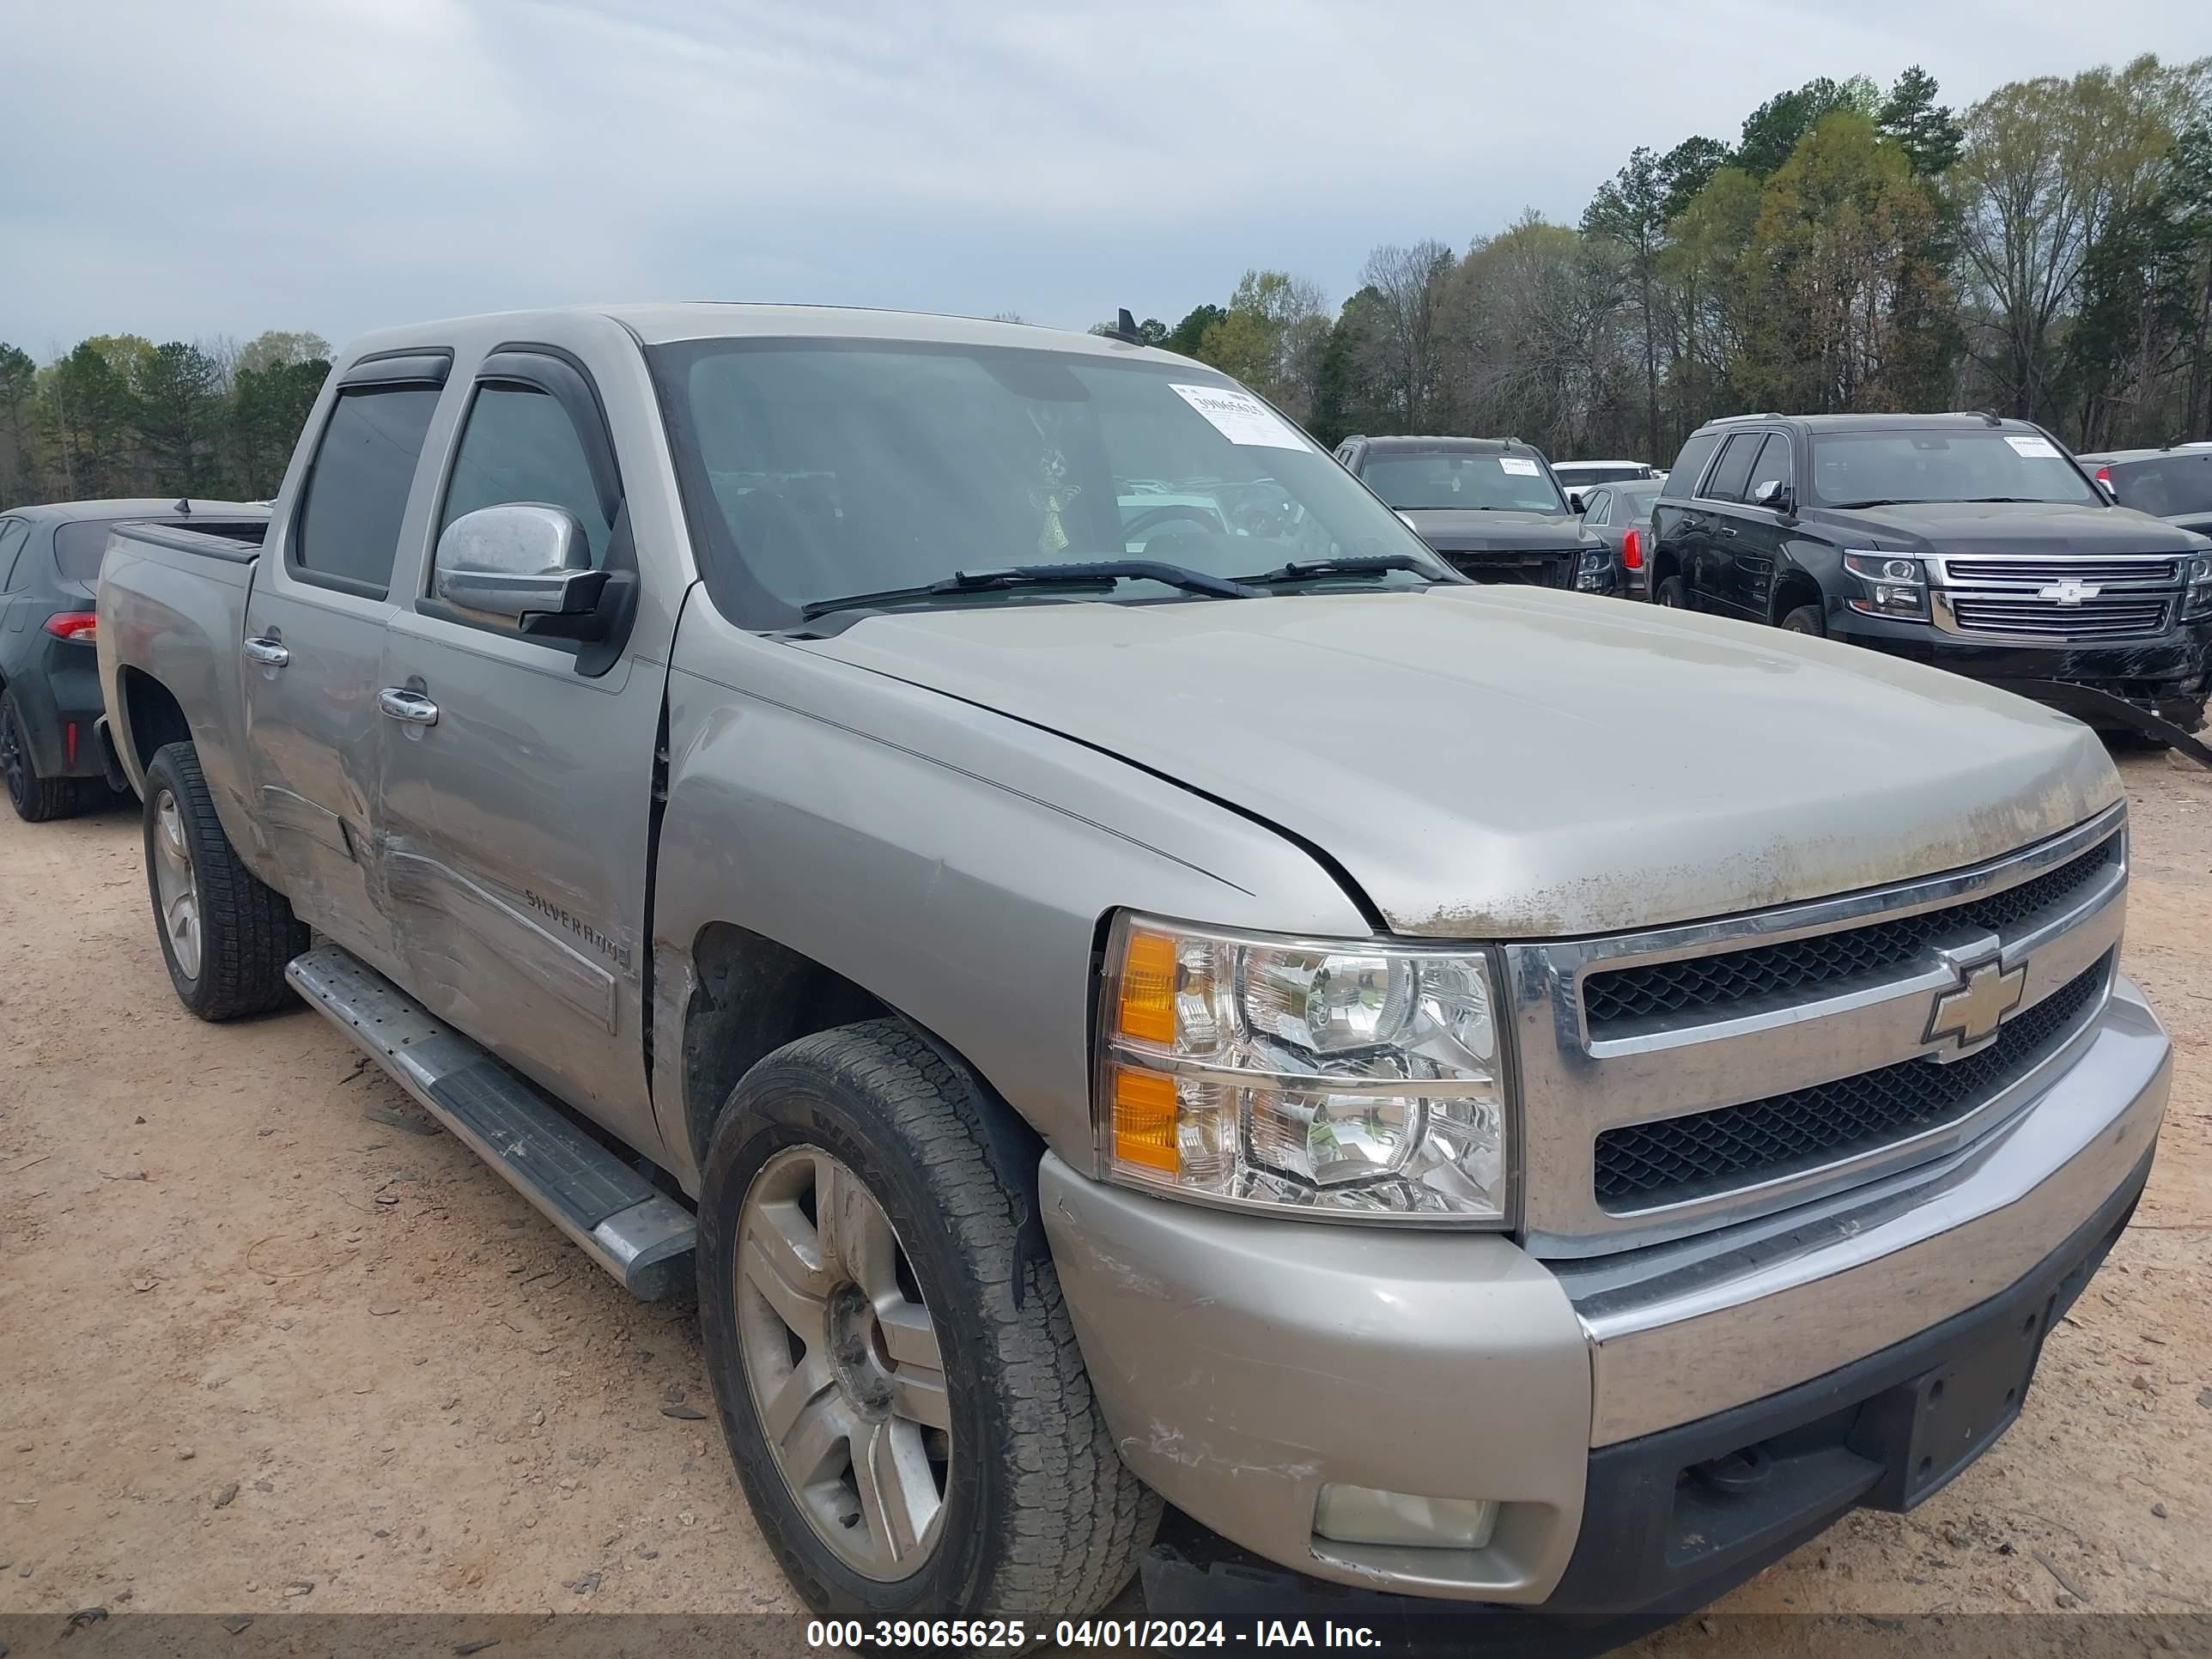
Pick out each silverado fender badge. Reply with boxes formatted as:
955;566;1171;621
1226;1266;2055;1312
1925;951;2029;1054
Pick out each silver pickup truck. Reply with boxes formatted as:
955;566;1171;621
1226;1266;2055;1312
96;306;2169;1637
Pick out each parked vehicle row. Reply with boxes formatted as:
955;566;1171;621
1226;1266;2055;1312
57;304;2173;1644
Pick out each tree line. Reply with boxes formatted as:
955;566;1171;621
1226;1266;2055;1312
9;54;2208;511
0;332;330;510
1106;54;2212;462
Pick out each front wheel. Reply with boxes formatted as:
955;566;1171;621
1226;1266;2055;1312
698;1020;1158;1620
1780;603;1826;636
142;742;309;1019
1654;574;1688;608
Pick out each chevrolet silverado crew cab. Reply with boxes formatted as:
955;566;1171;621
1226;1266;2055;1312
1334;434;1620;594
98;307;2168;1638
1650;412;2212;738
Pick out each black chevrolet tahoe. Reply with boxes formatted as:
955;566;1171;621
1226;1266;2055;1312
1335;434;1620;593
1650;412;2212;732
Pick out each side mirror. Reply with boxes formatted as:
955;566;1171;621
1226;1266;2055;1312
1752;477;1795;514
434;503;611;639
1568;491;1587;514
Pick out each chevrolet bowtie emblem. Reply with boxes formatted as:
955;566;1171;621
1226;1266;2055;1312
2039;579;2100;605
1926;957;2028;1051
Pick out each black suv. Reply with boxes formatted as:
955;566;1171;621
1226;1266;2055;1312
1650;413;2212;732
1334;434;1619;594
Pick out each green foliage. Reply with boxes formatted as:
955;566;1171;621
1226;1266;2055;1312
1735;77;1879;178
1161;305;1226;357
1878;65;1965;177
0;330;330;509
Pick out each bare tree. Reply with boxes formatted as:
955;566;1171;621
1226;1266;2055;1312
1357;240;1456;428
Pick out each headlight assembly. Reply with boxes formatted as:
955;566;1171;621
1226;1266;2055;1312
1843;551;1928;619
1096;913;1510;1224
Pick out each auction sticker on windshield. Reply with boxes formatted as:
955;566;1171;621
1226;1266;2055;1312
1499;456;1541;476
1171;384;1305;449
2005;434;2062;459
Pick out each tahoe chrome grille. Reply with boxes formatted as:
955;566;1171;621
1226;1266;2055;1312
1502;805;2127;1257
1592;954;2110;1209
1948;594;2169;640
1583;838;2119;1030
1941;556;2179;586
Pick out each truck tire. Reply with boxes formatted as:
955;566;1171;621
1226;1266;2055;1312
142;742;308;1020
697;1019;1159;1621
1654;574;1688;609
2;689;82;822
1781;603;1826;636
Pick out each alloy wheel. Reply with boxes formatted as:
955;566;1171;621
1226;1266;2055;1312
734;1145;952;1581
0;711;24;808
151;788;204;980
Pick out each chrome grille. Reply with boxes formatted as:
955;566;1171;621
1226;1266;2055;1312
1942;557;2179;585
1583;838;2119;1030
1502;807;2129;1256
1948;594;2169;639
1593;955;2109;1209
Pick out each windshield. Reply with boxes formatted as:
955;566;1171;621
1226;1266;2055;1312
1361;449;1566;513
2105;453;2212;518
1808;430;2102;508
54;518;171;585
1558;464;1650;484
650;339;1452;626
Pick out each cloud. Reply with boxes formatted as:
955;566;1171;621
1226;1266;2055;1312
3;0;2209;354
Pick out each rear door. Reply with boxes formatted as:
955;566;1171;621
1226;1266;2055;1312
241;353;449;975
376;343;673;1142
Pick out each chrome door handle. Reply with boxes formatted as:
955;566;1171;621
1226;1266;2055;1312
376;688;440;726
242;636;290;667
1717;523;1740;538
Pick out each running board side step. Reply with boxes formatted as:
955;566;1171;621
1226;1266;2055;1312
287;945;696;1300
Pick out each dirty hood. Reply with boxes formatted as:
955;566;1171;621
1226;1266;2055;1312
799;587;2121;938
1824;499;2209;554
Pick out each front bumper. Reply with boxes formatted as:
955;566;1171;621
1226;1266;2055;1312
1826;603;2212;731
1044;976;2169;1613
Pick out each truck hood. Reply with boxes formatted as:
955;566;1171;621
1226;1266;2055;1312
799;587;2120;939
1395;507;1595;552
1820;499;2209;553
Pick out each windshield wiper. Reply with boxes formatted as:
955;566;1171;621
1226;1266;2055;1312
1240;554;1461;586
1956;496;2057;504
799;559;1260;620
1827;498;1912;508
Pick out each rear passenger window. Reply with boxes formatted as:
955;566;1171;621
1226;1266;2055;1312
1660;434;1721;499
294;386;441;597
440;386;617;568
1703;434;1763;502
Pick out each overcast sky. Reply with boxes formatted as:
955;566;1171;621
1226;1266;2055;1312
5;0;2210;356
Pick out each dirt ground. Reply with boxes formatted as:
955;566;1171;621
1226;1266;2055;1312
1;750;2207;1655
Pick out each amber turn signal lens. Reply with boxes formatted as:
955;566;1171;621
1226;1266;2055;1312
1111;1066;1179;1175
1116;930;1178;1045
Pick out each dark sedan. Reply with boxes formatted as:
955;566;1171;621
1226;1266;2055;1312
1576;479;1663;599
0;498;268;820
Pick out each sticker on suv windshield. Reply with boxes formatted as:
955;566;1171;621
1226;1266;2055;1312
2004;434;2062;459
1498;456;1541;476
1171;384;1305;450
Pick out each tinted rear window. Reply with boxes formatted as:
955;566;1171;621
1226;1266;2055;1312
2106;453;2212;518
294;386;441;595
1660;433;1723;499
55;519;143;584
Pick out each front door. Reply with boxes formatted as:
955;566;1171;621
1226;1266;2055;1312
376;350;672;1142
241;362;447;976
1727;433;1795;618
